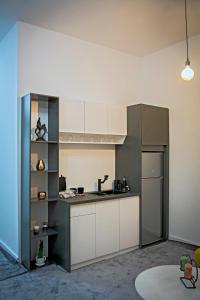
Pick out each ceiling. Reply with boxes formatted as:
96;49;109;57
0;0;200;56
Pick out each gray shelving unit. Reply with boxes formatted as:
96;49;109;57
21;93;61;269
116;104;169;246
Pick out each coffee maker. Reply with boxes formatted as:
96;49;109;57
114;177;130;193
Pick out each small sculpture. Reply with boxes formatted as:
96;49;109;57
35;117;47;141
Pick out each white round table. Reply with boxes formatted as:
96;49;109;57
135;265;200;300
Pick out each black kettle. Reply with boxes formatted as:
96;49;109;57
59;175;66;192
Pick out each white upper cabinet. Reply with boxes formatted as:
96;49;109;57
59;100;127;137
84;102;107;134
119;196;139;250
59;99;84;133
108;104;127;135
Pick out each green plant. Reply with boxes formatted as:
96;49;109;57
37;240;44;258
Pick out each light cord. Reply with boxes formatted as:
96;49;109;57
184;0;190;64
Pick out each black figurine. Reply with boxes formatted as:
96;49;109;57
35;117;47;141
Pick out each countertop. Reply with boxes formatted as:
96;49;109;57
60;191;139;205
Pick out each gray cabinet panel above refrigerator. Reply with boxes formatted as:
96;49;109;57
141;105;169;145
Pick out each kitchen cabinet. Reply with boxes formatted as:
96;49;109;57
119;196;139;250
59;100;84;133
59;100;127;136
71;214;96;265
108;104;127;135
141;105;169;145
71;203;95;217
69;196;139;269
96;200;119;257
70;203;96;265
84;102;107;134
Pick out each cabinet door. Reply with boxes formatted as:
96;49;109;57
141;105;169;145
71;214;95;265
96;200;119;257
59;100;84;133
84;102;107;134
119;196;139;250
108;104;127;135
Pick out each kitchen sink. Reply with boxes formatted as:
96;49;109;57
90;190;115;196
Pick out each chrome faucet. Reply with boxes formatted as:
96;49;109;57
98;175;109;194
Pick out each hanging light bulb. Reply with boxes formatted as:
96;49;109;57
181;0;194;81
181;59;194;81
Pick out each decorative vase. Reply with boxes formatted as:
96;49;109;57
33;224;40;234
36;160;45;171
38;191;46;200
180;255;190;271
184;263;193;279
35;256;46;267
194;248;200;267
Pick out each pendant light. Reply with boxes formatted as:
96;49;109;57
181;0;194;80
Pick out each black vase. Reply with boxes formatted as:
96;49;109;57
59;175;66;191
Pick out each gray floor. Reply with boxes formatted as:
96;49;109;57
0;250;26;281
0;241;196;300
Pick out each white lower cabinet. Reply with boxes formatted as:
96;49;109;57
71;214;95;265
95;200;119;257
70;196;139;267
119;196;139;250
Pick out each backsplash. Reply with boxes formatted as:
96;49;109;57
59;144;115;192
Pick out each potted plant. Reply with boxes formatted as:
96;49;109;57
35;240;46;267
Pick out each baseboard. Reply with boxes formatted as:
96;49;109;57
71;246;138;270
0;240;19;261
169;235;200;247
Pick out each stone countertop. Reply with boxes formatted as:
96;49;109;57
60;191;139;205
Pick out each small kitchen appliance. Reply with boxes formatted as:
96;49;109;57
114;179;123;193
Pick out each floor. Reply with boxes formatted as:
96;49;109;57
0;241;196;300
0;250;26;281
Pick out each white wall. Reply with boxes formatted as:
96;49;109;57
59;144;115;192
18;22;142;201
0;24;19;257
141;35;200;246
18;22;142;103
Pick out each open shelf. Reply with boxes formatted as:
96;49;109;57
31;140;58;144
31;197;59;203
31;228;58;240
21;93;60;270
31;170;58;173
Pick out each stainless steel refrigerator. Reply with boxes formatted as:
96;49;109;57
141;152;163;246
